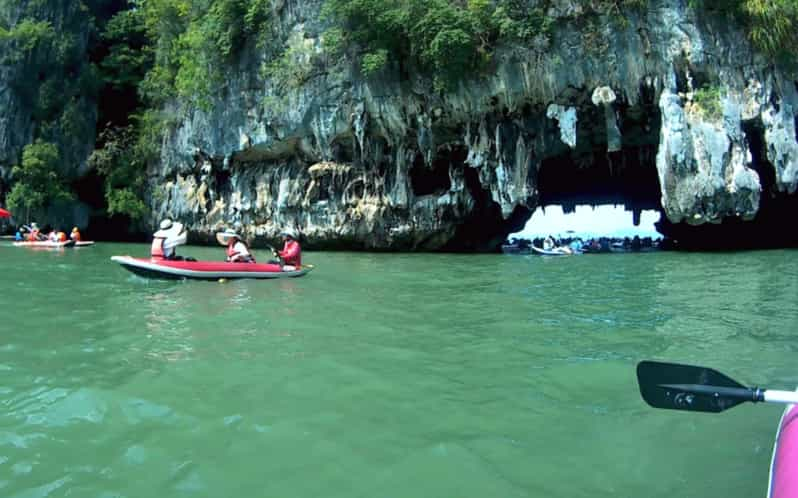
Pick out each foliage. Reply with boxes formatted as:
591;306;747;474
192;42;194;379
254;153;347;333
139;0;271;108
690;0;798;64
88;110;167;220
0;19;54;52
262;31;317;91
99;8;153;90
692;86;723;121
321;0;528;89
6;140;73;216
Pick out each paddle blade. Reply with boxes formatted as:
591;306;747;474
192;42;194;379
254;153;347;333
636;361;748;413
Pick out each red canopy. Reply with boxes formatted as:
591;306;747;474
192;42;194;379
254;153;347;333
0;208;11;218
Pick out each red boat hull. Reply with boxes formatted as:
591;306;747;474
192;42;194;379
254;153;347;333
111;256;312;280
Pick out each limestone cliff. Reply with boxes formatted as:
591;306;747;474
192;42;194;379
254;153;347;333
147;0;798;250
0;0;98;226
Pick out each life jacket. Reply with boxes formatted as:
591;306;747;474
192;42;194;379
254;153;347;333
279;240;302;266
28;230;39;241
71;231;81;241
227;240;252;261
151;237;165;259
57;232;67;242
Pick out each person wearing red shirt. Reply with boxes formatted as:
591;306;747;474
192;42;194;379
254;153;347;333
278;229;302;269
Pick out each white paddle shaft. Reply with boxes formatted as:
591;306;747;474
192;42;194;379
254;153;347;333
764;390;798;404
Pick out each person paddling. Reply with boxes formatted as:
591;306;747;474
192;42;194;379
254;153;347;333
151;219;186;260
278;228;302;270
218;229;255;263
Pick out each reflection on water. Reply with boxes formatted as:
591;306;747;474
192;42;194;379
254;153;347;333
0;244;796;498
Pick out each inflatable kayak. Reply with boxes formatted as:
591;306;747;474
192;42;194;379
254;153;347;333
768;389;798;498
531;245;577;256
13;240;75;248
111;256;313;280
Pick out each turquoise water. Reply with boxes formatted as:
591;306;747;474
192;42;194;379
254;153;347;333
0;243;796;497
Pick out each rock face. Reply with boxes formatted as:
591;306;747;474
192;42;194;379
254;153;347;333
0;0;97;226
147;0;798;250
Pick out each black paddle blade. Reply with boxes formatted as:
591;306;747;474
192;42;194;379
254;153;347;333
636;361;749;413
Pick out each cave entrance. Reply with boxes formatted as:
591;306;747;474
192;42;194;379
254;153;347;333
506;98;666;249
511;204;662;242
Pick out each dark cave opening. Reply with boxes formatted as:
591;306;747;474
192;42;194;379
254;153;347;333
536;145;662;215
409;151;453;196
442;165;532;252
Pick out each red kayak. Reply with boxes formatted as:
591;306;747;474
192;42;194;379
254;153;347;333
769;391;798;498
111;256;313;280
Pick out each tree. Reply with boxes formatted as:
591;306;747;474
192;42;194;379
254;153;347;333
6;140;73;221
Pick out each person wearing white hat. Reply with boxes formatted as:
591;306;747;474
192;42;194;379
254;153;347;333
277;228;302;270
217;228;254;263
151;219;186;260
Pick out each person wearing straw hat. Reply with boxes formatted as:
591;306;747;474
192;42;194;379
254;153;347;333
277;228;302;270
151;219;186;260
217;228;255;263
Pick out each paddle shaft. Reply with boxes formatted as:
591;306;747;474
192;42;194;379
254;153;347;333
660;384;798;405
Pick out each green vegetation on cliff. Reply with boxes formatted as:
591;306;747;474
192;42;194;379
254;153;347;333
691;0;798;65
6;140;73;218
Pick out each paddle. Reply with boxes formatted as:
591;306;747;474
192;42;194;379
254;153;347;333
636;360;798;413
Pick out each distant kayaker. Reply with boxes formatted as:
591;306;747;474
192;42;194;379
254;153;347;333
56;230;67;242
151;219;186;260
70;227;81;242
27;223;41;241
220;229;255;263
543;235;555;251
278;228;302;270
15;226;25;241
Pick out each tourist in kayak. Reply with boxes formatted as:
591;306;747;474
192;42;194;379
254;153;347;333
27;223;41;241
278;228;302;270
151;219;186;260
219;229;255;263
70;227;81;242
14;226;25;241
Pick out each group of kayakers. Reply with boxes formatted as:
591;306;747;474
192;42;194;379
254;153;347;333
150;219;302;269
15;222;82;242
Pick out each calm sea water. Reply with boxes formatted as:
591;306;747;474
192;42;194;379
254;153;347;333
0;243;796;498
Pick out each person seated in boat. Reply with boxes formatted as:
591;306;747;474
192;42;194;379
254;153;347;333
543;235;555;251
47;230;58;242
218;229;255;263
56;230;67;242
151;219;187;260
15;226;25;241
278;228;302;270
70;227;81;242
27;223;41;241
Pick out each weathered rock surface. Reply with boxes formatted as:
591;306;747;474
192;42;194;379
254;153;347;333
146;0;798;250
0;0;97;224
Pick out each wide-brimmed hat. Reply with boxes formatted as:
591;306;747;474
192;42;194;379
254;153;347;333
280;228;298;239
154;220;184;238
215;229;241;246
